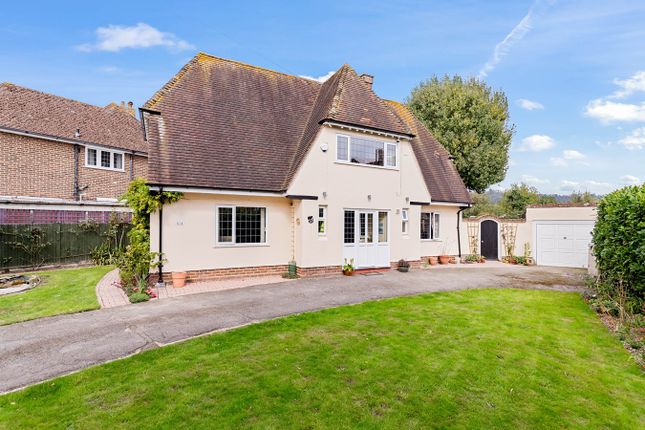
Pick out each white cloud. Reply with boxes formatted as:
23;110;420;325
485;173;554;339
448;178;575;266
621;175;641;185
617;127;645;149
550;157;567;167
77;23;194;52
517;98;544;110
299;71;335;83
517;134;555;152
586;180;613;190
562;149;586;160
585;99;645;123
521;174;549;185
560;180;580;191
611;71;645;99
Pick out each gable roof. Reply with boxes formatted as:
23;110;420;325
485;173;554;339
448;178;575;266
0;83;146;153
143;52;470;204
387;101;471;204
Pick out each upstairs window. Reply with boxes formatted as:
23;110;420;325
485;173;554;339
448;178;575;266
420;212;441;240
217;206;267;245
336;134;397;168
86;146;125;172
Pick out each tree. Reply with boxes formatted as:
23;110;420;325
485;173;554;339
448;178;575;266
499;184;556;218
570;191;599;205
408;75;514;193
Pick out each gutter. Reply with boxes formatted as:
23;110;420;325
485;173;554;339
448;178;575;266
0;126;148;157
156;186;165;288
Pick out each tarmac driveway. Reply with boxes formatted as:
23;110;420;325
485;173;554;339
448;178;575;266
0;264;586;393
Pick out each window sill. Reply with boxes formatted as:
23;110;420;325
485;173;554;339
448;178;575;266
420;239;442;242
334;161;399;171
214;243;270;248
84;164;125;173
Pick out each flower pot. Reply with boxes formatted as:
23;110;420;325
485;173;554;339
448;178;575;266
428;256;438;265
438;255;451;265
171;272;187;288
342;269;354;276
397;266;410;273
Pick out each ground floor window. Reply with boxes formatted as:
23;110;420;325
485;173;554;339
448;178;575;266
217;206;266;244
420;212;440;240
401;208;409;234
344;210;355;243
318;206;327;236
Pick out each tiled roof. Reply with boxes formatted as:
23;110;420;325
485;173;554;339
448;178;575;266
0;83;146;153
143;52;470;204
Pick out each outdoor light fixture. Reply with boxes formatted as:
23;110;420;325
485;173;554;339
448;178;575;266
74;128;81;138
367;194;372;201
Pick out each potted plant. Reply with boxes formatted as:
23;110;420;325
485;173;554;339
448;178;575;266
428;256;438;265
438;242;451;264
171;271;187;288
342;258;354;276
397;259;410;272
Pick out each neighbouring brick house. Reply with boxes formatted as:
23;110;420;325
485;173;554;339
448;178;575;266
0;83;147;225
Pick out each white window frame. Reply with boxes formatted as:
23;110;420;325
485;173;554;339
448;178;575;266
335;134;398;169
215;205;268;246
420;211;441;241
85;146;125;172
401;208;409;235
318;205;327;237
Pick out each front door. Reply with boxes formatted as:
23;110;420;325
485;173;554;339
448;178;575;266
343;210;390;268
480;220;498;260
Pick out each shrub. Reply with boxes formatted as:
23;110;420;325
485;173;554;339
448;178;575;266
592;184;645;310
128;292;150;304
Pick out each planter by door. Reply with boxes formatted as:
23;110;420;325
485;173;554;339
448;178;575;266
480;220;498;260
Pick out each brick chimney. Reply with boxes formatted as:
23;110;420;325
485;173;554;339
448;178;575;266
360;73;374;90
116;100;136;117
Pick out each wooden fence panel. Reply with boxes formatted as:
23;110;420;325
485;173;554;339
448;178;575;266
0;223;131;269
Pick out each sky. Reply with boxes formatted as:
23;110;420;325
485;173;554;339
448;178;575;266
1;0;644;195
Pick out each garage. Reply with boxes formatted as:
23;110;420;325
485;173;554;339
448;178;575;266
534;221;594;268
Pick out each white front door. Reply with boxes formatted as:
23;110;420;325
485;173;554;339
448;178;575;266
535;222;593;268
343;210;390;269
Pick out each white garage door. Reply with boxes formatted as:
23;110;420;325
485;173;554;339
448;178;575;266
535;222;594;268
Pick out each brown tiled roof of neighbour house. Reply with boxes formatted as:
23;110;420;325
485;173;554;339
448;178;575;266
0;83;146;153
143;52;470;204
387;101;471;204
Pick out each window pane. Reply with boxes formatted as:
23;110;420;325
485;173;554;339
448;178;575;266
344;210;355;244
378;211;388;242
350;137;384;166
420;213;431;240
318;206;326;235
218;207;233;243
337;135;349;161
113;153;123;170
319;207;325;218
318;220;325;234
87;149;97;166
101;151;111;168
433;213;440;239
401;209;408;221
366;213;374;243
235;207;265;243
386;144;396;167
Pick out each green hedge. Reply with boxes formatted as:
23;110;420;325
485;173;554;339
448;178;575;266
592;185;645;305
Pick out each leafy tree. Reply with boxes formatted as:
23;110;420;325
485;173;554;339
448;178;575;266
570;191;599;205
408;75;514;192
463;192;505;217
499;184;555;218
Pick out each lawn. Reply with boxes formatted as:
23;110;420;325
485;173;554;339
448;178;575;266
0;289;643;429
0;266;112;325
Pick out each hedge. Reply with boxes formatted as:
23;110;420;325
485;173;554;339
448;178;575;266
592;184;645;305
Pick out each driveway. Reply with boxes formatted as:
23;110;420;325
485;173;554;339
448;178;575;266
0;265;585;393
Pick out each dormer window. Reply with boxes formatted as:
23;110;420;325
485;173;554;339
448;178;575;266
336;134;397;168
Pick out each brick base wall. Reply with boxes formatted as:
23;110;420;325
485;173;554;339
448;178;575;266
297;265;341;277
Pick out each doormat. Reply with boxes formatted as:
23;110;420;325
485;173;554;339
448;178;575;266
360;272;384;276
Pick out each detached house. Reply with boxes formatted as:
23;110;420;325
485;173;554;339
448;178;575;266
143;53;470;281
0;83;147;223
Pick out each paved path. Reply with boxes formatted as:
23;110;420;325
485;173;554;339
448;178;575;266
0;265;585;393
95;269;129;308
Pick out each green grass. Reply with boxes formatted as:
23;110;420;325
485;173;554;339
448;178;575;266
1;289;643;429
0;266;112;325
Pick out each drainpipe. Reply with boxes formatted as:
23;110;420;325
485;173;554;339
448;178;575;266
456;206;469;260
156;187;165;288
73;144;80;200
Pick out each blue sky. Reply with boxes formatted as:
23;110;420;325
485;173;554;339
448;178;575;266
2;0;644;194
